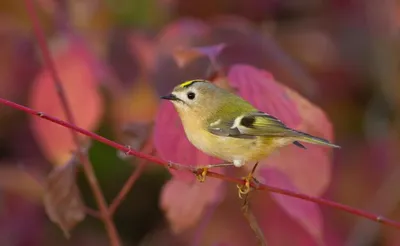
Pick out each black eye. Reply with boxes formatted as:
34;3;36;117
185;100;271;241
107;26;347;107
187;92;196;100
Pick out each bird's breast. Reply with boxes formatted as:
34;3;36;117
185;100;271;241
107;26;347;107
183;125;276;163
178;113;279;163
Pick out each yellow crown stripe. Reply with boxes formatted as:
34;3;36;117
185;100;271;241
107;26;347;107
179;79;202;88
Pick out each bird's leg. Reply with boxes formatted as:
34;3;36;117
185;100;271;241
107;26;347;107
237;162;259;199
195;163;234;182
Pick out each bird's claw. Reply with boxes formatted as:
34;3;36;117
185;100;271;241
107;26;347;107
195;167;208;182
237;174;257;199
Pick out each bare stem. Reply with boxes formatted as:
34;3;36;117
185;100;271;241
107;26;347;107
1;97;400;230
109;160;148;215
109;141;154;215
85;208;102;219
242;195;267;246
23;1;120;245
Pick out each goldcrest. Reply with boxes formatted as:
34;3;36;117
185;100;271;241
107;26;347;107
161;79;339;197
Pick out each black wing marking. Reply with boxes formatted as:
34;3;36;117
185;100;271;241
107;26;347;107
207;121;256;139
293;141;307;149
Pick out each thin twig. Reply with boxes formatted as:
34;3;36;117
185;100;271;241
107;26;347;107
1;98;400;230
242;194;267;246
109;161;147;215
23;1;120;245
84;208;102;219
109;142;154;215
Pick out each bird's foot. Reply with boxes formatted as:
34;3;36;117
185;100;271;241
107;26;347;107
237;173;259;199
237;162;260;199
194;163;234;182
195;167;208;182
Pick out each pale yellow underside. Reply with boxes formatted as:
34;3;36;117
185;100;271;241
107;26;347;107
184;122;290;165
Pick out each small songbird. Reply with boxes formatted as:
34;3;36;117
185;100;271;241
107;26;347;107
161;79;340;198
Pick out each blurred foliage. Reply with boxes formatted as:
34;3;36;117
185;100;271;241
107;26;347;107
104;0;165;26
0;0;400;245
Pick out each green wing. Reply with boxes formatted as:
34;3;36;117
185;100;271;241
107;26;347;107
207;111;340;148
207;111;293;139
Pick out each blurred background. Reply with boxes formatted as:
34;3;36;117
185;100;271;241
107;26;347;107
1;0;400;245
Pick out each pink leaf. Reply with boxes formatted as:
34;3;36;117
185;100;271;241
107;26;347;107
154;87;227;233
228;64;302;128
156;64;336;241
160;177;225;233
29;38;103;165
153;101;222;181
227;64;333;196
227;64;335;241
267;85;334;196
259;168;324;244
262;145;331;196
63;34;107;81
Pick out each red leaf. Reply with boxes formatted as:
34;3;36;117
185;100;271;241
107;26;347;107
227;64;335;242
227;64;302;128
227;64;333;195
160;177;225;233
262;144;331;196
264;84;334;196
156;64;336;241
64;34;107;80
259;168;324;244
29;38;103;165
153;101;223;181
154;93;227;233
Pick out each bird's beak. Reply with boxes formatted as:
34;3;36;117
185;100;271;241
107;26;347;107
160;94;178;101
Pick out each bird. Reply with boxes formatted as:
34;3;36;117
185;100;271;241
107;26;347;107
161;79;340;198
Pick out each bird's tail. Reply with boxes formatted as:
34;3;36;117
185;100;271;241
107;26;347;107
292;130;340;148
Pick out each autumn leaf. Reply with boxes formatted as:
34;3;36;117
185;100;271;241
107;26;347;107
43;157;85;238
259;169;324;244
154;101;223;181
155;64;336;243
29;37;103;166
154;85;227;232
227;64;334;196
160;178;225;233
227;64;302;128
227;64;334;243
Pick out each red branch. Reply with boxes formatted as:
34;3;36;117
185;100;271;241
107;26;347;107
23;1;120;245
1;97;400;230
